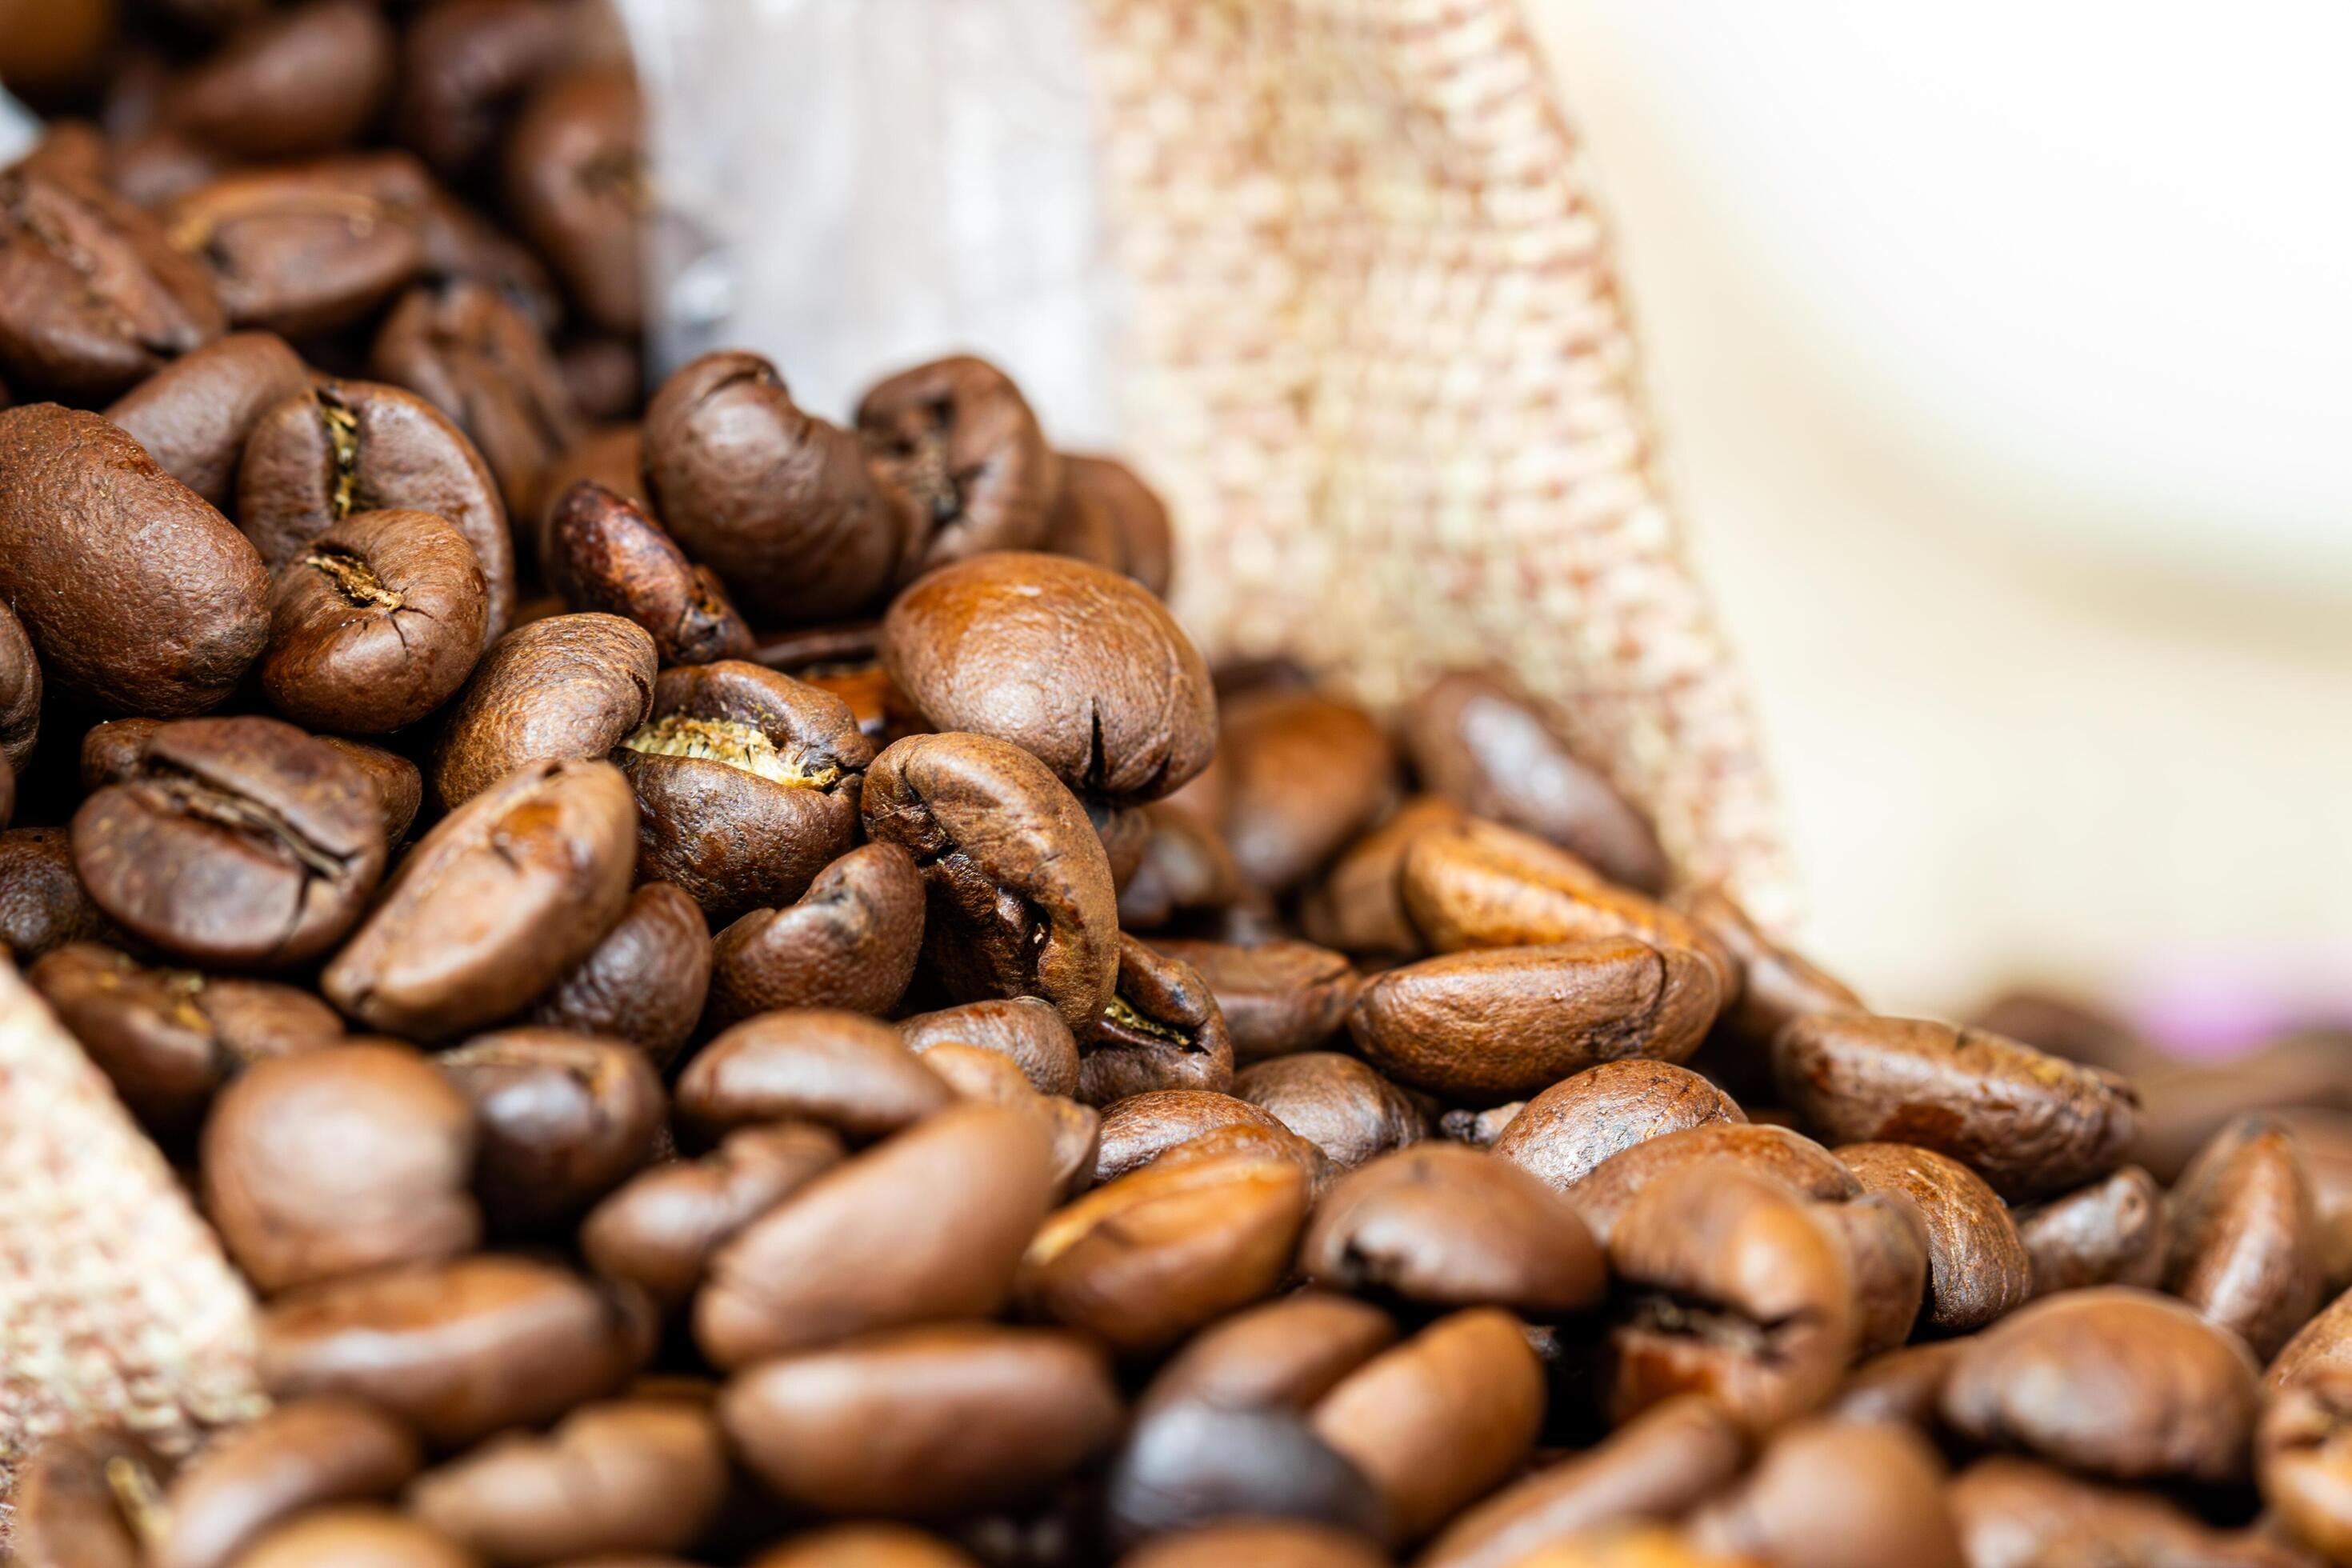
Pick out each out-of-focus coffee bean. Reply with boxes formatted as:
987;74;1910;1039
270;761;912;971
1347;938;1719;1102
1152;938;1361;1064
675;1009;951;1146
1232;1052;1424;1170
1298;796;1466;958
526;882;710;1070
1941;1286;2260;1483
2258;1366;2352;1564
1968;987;2155;1076
558;334;641;422
2165;1113;2323;1358
858;356;1061;579
1138;1292;1397;1417
103;331;311;509
1115;1523;1388;1568
1044;452;1173;595
162;0;394;158
165;157;430;338
2279;1108;2352;1295
1492;1060;1746;1193
1569;1122;1858;1246
1440;1102;1526;1150
1834;1142;2032;1334
1219;690;1397;895
543;478;751;666
10;1427;173;1568
438;1028;664;1231
258;1254;651;1447
719;1322;1122;1518
504;65;646;336
396;0;582;177
2013;1165;2169;1298
0;826;116;961
1775;1014;2138;1202
1115;801;1250;932
1814;1191;1930;1357
2273;1289;2352;1393
154;1398;419;1568
371;278;581;518
1676;886;1864;1048
1682;1419;1959;1568
581;1122;842;1306
750;1524;981;1567
1104;1401;1384;1549
228;1506;474;1568
1825;1340;1966;1430
434;612;654;807
899;996;1082;1099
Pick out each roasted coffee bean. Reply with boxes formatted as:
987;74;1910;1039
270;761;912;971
504;65;646;335
882;551;1214;805
371;278;581;519
74;715;387;969
536;422;644;555
1233;1052;1425;1170
1682;1418;1961;1568
1042;452;1173;595
1825;1340;1966;1429
438;1029;664;1231
1347;938;1719;1102
1775;1014;2138;1202
261;508;490;733
752;1525;985;1568
696;1101;1058;1367
1118;802;1249;932
0;826;116;960
1093;1089;1300;1185
1219;690;1398;894
166;157;429;338
1118;1523;1387;1568
0;752;16;830
1308;1307;1546;1546
675;1010;953;1146
154;1398;419;1568
1080;935;1238;1104
31;942;342;1134
1677;886;1863;1050
1152;938;1361;1064
1956;1456;2312;1568
1492;1060;1746;1193
1138;1292;1397;1416
864;731;1120;1038
1602;1164;1856;1434
1401;672;1669;894
524;882;710;1069
857;355;1060;577
203;1041;478;1293
1301;1142;1606;1316
707;845;925;1029
720;1322;1121;1519
1835;1142;2032;1334
899;996;1083;1099
910;1055;1100;1198
2272;1289;2352;1392
322;758;637;1042
2014;1165;2169;1298
0;598;35;774
258;1254;650;1447
1132;1113;1339;1199
1813;1191;1930;1357
1421;1395;1747;1568
1297;796;1466;958
1019;1146;1312;1354
2165;1113;2323;1358
582;1122;844;1306
1941;1286;2261;1484
10;1428;173;1568
2258;1366;2352;1562
435;612;654;807
103;331;311;509
408;1398;729;1564
1104;1401;1385;1548
320;735;424;844
1440;1102;1526;1150
396;0;582;176
618;660;871;922
79;718;162;790
417;186;563;328
545;478;751;666
1569;1122;1858;1246
162;0;394;158
0;405;266;715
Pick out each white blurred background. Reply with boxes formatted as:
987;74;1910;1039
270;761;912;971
1521;0;2352;1038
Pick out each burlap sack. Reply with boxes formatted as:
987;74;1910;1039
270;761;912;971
0;0;1786;1533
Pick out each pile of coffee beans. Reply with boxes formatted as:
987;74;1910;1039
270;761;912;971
9;6;2352;1568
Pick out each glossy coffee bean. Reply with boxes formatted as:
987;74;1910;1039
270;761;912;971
232;1506;472;1568
1677;886;1864;1049
882;550;1214;804
857;355;1060;577
536;423;645;556
1297;795;1466;958
899;996;1082;1099
320;735;424;845
525;882;710;1070
1152;938;1361;1064
1044;452;1174;594
1093;1089;1301;1185
2013;1164;2169;1298
258;1254;650;1447
1813;1190;1930;1356
1117;1523;1386;1568
0;826;117;961
161;0;394;158
1941;1286;2261;1483
1233;1052;1424;1170
2272;1289;2352;1394
103;330;310;509
0;404;266;715
371;278;579;519
751;1525;983;1568
1835;1142;2032;1334
439;1029;665;1231
582;1122;845;1306
1138;1292;1398;1417
1347;938;1719;1102
2258;1367;2352;1563
707;844;926;1029
1952;1456;2310;1568
675;1010;953;1146
2165;1114;2323;1358
618;660;872;922
435;612;655;807
165;157;429;338
1219;690;1398;895
504;65;646;335
1492;1060;1746;1193
544;478;751;666
0;598;34;774
153;1398;419;1568
1103;1401;1385;1548
1569;1122;1858;1246
1682;1418;1961;1568
1080;935;1238;1104
322;758;637;1042
74;715;387;969
1775;1014;2139;1201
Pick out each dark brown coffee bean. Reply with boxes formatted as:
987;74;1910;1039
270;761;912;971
371;278;581;519
1835;1142;2030;1334
1104;1401;1384;1549
882;551;1214;805
1219;690;1398;895
556;334;638;422
864;731;1120;1039
0;405;265;715
536;422;643;556
1118;1523;1387;1568
1949;1455;2307;1568
2258;1366;2352;1562
1491;1059;1746;1192
0;826;116;960
856;355;1060;578
581;1122;843;1306
1296;796;1465;958
79;717;161;790
409;1398;728;1563
2014;1165;2169;1298
1042;452;1173;595
1118;805;1249;931
1420;1395;1746;1568
1777;1014;2139;1202
1302;1142;1606;1315
202;1040;478;1292
30;942;342;1135
396;0;582;176
1347;938;1719;1102
1683;1419;1961;1568
1080;935;1238;1104
234;1506;472;1568
0;598;34;774
439;1028;664;1231
319;734;423;844
417;186;564;328
1308;1308;1546;1546
1813;1190;1930;1356
103;331;310;509
896;997;1079;1101
720;1322;1120;1519
165;157;430;338
1678;886;1864;1050
697;1102;1058;1367
526;882;710;1070
261;508;490;733
1151;938;1361;1064
1091;1090;1295;1185
618;660;871;922
74;714;388;969
1570;1122;1859;1246
1019;1146;1311;1355
2163;1114;2322;1359
258;1254;651;1447
1825;1340;1966;1429
544;478;751;666
322;758;637;1041
1604;1164;1857;1434
10;1428;173;1568
676;1010;953;1146
434;611;654;806
1402;672;1669;894
1942;1286;2260;1483
504;65;646;335
154;1398;419;1568
1138;1292;1397;1417
162;0;394;158
707;844;926;1030
1233;1052;1424;1170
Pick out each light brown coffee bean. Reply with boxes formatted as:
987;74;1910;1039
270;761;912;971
1570;1122;1858;1246
2166;1113;2323;1358
230;1506;473;1568
434;612;655;808
1117;1523;1387;1568
1682;1419;1961;1568
1296;796;1466;958
1138;1292;1398;1418
1812;1190;1930;1357
1093;1089;1296;1185
1836;1142;2032;1334
1219;690;1398;896
705;844;924;1030
154;1398;419;1568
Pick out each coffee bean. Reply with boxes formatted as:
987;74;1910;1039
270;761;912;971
1218;690;1397;895
435;612;654;807
1234;1052;1426;1170
582;1122;844;1306
857;355;1061;578
1569;1122;1858;1246
535;422;645;558
1835;1142;2031;1334
1117;1523;1387;1568
1118;802;1250;932
1677;885;1865;1049
10;1428;172;1568
74;715;388;969
2258;1366;2352;1562
674;1010;953;1146
322;758;637;1041
318;735;423;844
751;1526;983;1568
154;1398;419;1568
0;826;118;960
1297;796;1466;958
1824;1341;1965;1429
232;1506;474;1568
2013;1165;2169;1298
438;1028;665;1232
617;660;871;922
370;278;579;521
1682;1419;1962;1568
544;478;752;666
1104;1402;1385;1549
1043;452;1173;594
166;156;430;338
1142;1114;1339;1198
2164;1114;2323;1358
1438;1102;1526;1150
1814;1190;1931;1356
703;846;923;1029
1093;1090;1298;1185
1948;1458;2300;1568
418;185;564;330
0;599;35;774
103;331;310;508
0;405;266;715
1152;938;1362;1064
1079;935;1238;1104
2272;1289;2352;1394
898;995;1082;1098
1138;1292;1398;1417
503;65;646;335
162;0;394;158
1492;1060;1746;1192
395;0;581;177
524;881;710;1069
